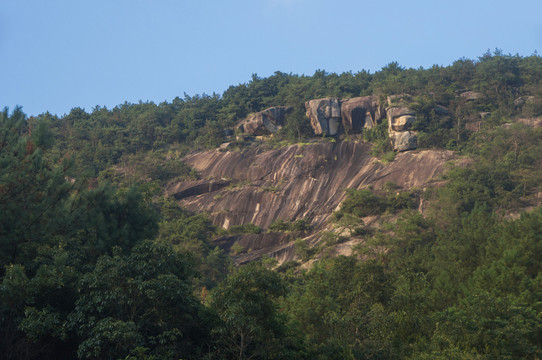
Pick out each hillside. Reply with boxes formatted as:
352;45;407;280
1;51;542;359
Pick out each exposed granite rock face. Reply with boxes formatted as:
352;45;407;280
386;96;417;151
236;106;293;135
340;96;383;133
305;98;341;136
168;142;455;263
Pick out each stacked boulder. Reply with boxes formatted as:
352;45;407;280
235;106;293;136
386;94;418;151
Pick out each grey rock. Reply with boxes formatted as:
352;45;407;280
237;106;293;135
386;107;415;119
386;103;417;151
389;131;417;151
305;98;341;135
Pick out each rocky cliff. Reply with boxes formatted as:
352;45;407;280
168;140;456;263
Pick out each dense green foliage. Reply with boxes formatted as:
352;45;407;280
2;51;542;359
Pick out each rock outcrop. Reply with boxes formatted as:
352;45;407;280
305;98;341;136
168;141;455;263
386;95;417;151
234;93;459;152
340;96;383;133
236;106;292;135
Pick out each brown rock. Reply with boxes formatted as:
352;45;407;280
172;142;455;264
340;96;383;133
305;98;341;135
236;106;293;135
176;142;453;230
391;115;416;132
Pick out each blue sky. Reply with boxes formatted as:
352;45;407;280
2;0;541;117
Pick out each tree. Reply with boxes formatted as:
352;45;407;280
209;263;302;360
68;242;210;360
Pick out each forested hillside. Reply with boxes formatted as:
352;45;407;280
1;50;542;359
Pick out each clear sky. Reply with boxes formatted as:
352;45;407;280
2;0;541;117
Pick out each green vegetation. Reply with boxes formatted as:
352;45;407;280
333;187;418;221
227;223;263;235
2;51;542;359
268;219;311;232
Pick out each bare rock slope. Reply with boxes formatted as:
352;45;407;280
168;140;455;263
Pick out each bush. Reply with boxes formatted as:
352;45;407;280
334;188;418;221
268;219;311;232
228;223;262;235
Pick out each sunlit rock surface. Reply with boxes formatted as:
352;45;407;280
386;95;417;151
305;98;341;136
168;141;454;263
236;106;293;135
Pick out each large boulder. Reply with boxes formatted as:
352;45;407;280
389;131;417;152
236;106;293;135
340;96;384;133
305;98;341;136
